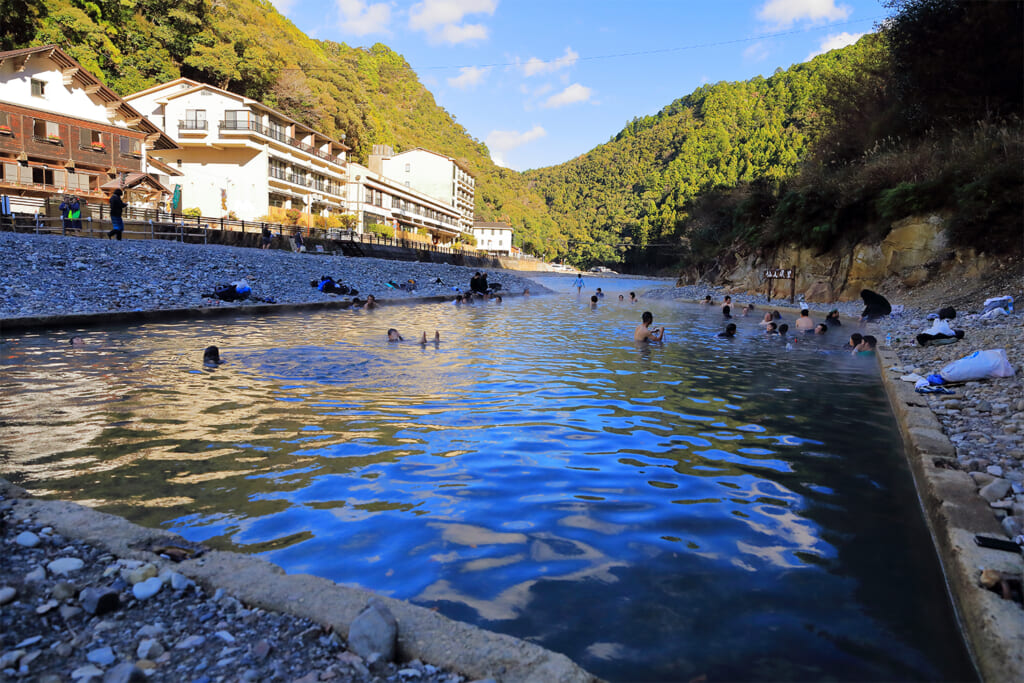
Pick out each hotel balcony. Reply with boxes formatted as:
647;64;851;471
219;119;344;166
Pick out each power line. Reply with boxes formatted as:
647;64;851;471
291;16;884;73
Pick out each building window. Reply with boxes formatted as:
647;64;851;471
183;109;206;130
31;79;45;97
31;166;56;185
80;129;105;151
404;163;410;172
224;110;253;130
268;120;286;142
33;119;61;143
0;111;11;136
119;136;142;158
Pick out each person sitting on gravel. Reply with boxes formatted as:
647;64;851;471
261;226;273;250
795;309;815;332
825;309;842;327
845;333;863;350
859;289;892;322
916;318;965;347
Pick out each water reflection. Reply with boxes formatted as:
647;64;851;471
0;290;973;681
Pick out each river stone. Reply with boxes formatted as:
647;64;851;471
132;577;163;601
51;581;77;600
987;465;1004;477
25;567;46;582
80;587;120;616
71;664;105;680
1002;516;1023;538
0;586;16;605
87;646;116;666
980;478;1012;502
126;564;157;585
347;598;398;662
103;663;147;683
136;638;164;660
15;531;41;547
47;558;84;576
176;634;206;649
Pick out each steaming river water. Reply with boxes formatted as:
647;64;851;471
1;277;974;681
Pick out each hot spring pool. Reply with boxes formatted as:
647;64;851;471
0;281;974;681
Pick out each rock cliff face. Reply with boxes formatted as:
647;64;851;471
689;215;1002;301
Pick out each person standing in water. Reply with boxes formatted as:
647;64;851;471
572;274;584;294
634;311;665;342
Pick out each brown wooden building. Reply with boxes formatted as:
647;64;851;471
0;45;177;213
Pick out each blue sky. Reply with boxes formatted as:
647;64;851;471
271;0;892;171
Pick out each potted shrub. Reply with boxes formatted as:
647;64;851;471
46;134;62;144
90;140;106;151
0;124;11;135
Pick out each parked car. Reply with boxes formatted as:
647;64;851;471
590;266;617;274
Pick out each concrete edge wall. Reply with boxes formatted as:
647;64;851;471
0;479;599;683
0;291;532;334
874;345;1024;683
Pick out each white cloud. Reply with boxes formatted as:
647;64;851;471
337;0;392;36
268;0;298;14
486;125;546;167
743;41;770;62
521;47;579;77
541;83;593;109
409;0;498;44
757;0;850;27
448;66;491;89
806;31;866;59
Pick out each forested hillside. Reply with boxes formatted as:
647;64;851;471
528;0;1022;270
4;0;563;255
523;39;879;264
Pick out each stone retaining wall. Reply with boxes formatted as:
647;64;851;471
875;345;1024;682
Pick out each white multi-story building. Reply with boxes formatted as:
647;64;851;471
369;145;475;234
346;162;463;244
471;221;514;256
126;78;349;224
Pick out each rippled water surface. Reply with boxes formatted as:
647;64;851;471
1;278;974;681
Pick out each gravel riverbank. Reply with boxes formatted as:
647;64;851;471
0;495;465;683
0;232;547;321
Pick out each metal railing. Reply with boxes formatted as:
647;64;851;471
0;202;523;260
219;120;343;165
179;120;208;130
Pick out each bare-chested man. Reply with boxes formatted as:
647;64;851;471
634;311;665;342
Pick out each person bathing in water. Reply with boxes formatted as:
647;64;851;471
634;311;665;342
419;331;441;346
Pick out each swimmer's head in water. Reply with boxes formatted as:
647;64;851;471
722;305;731;317
642;311;654;326
387;329;403;342
850;333;863;346
591;295;598;303
778;324;789;335
69;336;85;347
203;345;221;364
767;322;777;333
725;323;737;336
815;323;828;335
